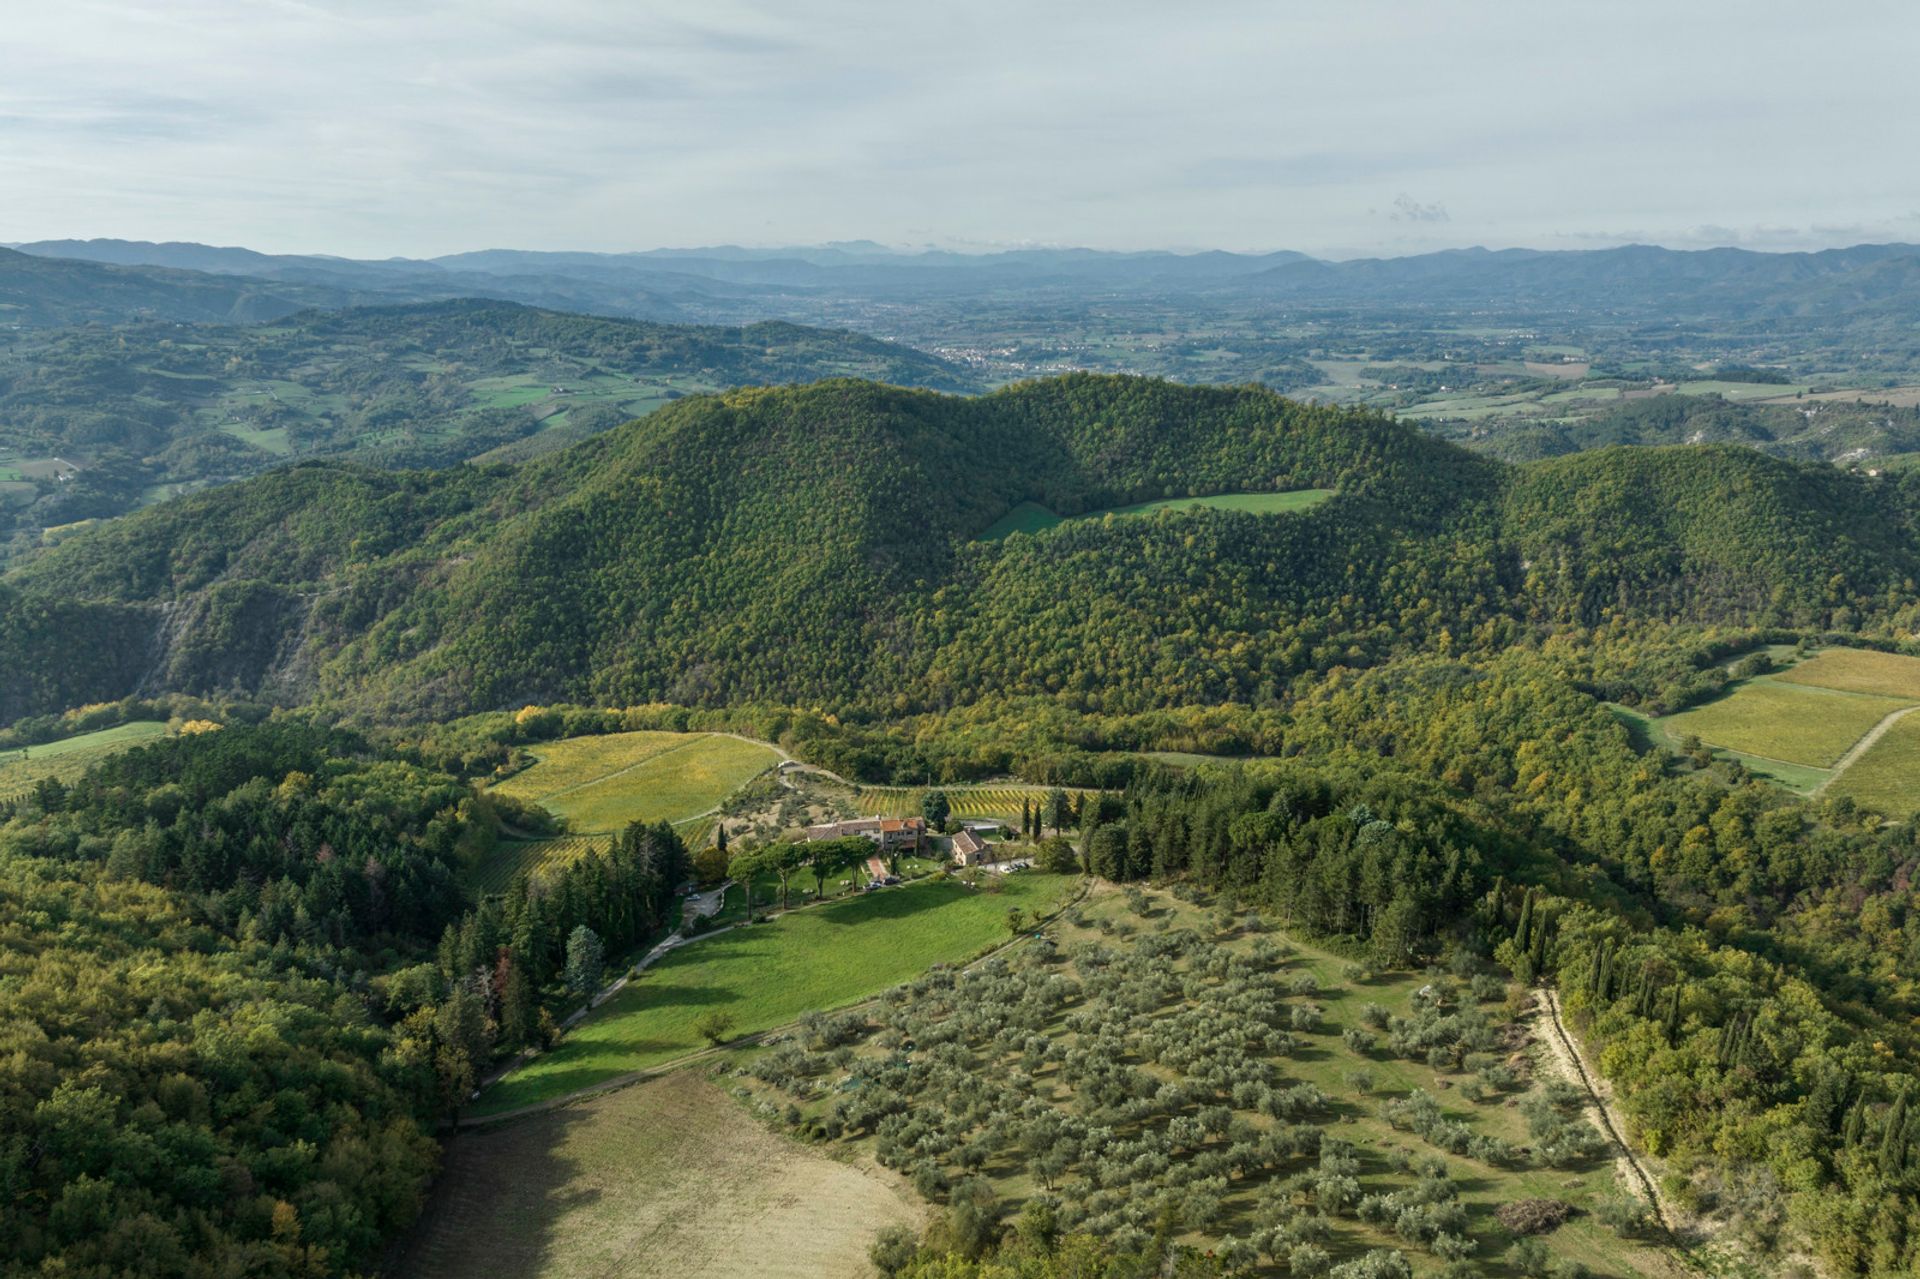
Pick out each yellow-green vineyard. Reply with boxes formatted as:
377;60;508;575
843;783;1102;820
469;834;610;895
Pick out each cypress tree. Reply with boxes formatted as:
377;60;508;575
1882;1090;1910;1175
1844;1093;1868;1149
1515;887;1535;951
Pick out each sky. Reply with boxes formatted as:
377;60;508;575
4;0;1918;261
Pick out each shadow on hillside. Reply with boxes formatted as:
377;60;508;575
389;1101;600;1279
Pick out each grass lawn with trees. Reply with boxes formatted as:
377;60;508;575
474;872;1080;1115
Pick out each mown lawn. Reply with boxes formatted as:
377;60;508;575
474;872;1079;1114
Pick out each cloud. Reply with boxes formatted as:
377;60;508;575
1388;194;1450;224
0;0;1916;256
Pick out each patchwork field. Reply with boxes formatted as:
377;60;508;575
475;872;1079;1115
400;1071;922;1279
490;731;783;833
0;721;169;801
980;488;1335;539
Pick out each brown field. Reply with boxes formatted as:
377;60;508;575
1776;647;1920;700
398;1071;921;1279
1524;360;1590;379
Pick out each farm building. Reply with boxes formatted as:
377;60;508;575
806;815;927;854
950;828;995;867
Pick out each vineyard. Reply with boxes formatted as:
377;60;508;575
843;783;1103;820
468;834;610;895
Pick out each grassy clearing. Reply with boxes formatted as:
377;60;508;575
1828;711;1920;818
0;722;169;801
475;873;1079;1114
1660;681;1911;768
737;882;1669;1278
399;1071;921;1279
219;422;293;455
979;489;1335;540
1775;648;1920;700
490;732;782;833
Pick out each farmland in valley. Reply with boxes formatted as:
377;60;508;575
1658;681;1909;769
468;834;611;896
1827;709;1920;817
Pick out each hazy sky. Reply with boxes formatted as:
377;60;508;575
5;0;1918;260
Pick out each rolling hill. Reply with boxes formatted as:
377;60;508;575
0;299;973;542
2;374;1915;726
0;246;353;327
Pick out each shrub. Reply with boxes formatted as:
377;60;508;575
693;1009;736;1045
1507;1237;1552;1276
869;1224;919;1276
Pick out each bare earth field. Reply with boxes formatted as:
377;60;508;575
399;1070;921;1279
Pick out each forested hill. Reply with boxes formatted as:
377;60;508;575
3;374;1917;724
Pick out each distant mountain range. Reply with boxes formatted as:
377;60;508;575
11;237;1920;328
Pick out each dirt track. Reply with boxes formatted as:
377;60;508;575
1534;987;1684;1242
